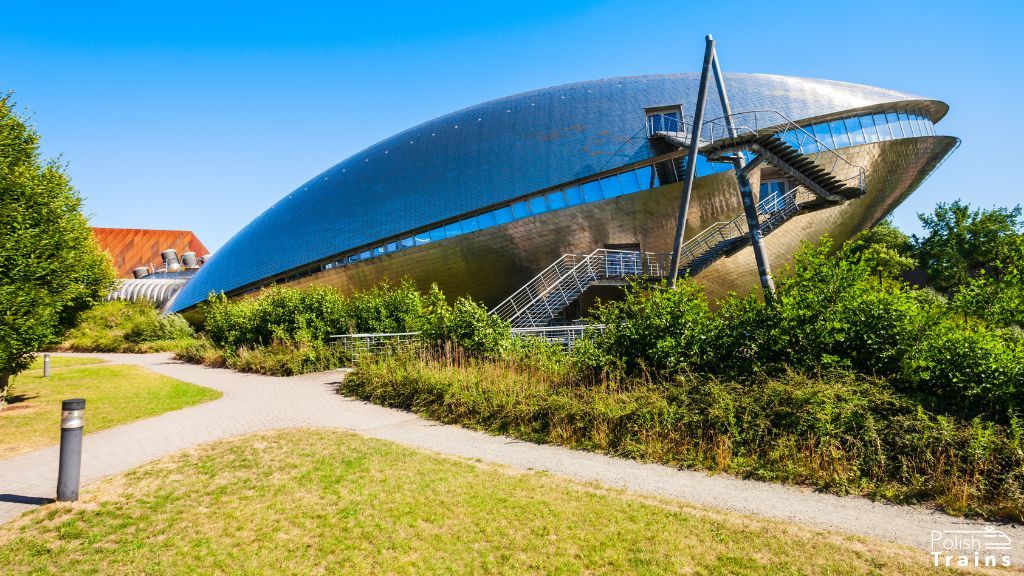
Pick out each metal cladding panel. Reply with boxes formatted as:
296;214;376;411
274;136;959;307
171;73;936;311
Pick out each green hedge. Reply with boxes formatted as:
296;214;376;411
583;237;1024;421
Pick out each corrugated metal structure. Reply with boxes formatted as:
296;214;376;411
106;278;189;308
168;73;956;313
93;228;209;278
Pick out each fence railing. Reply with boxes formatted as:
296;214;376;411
332;331;421;357
490;248;670;327
330;324;608;356
699;109;866;194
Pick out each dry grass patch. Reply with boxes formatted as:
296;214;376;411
0;429;982;575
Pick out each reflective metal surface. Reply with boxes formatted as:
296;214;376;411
171;73;946;311
279;136;957;306
107;278;188;308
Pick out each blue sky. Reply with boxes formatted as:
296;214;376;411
2;0;1020;251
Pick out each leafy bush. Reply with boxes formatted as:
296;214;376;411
61;300;196;352
226;341;348;376
194;281;517;374
346;280;425;335
578;237;1024;420
908;320;1024;415
202;281;425;352
418;285;511;356
203;285;349;350
584;279;723;377
174;337;226;367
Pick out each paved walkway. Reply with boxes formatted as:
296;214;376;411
2;353;1022;560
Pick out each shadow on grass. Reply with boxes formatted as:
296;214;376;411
2;393;39;407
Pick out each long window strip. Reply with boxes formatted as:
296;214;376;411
319;110;937;274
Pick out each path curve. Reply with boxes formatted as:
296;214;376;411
2;352;1021;561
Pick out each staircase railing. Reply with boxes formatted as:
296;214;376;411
491;185;811;326
646;113;696;138
699;109;867;195
489;253;588;322
491;249;668;326
677;187;804;270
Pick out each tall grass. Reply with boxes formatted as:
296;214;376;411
344;349;1024;521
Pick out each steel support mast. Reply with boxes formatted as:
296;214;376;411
668;35;776;301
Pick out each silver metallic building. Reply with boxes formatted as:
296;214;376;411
167;73;957;325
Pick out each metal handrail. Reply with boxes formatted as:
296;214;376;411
699;109;867;193
676;187;803;269
647;108;867;197
645;113;696;138
507;249;624;327
490;253;584;319
492;248;666;327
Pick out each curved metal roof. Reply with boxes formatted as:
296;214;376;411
108;278;188;308
171;73;943;311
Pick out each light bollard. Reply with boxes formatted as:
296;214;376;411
43;353;51;377
57;398;85;502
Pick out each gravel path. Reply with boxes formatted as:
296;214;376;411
2;352;1021;562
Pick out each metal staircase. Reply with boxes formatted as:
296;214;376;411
677;187;804;276
490;189;806;328
490;249;669;328
697;109;867;205
491;110;867;328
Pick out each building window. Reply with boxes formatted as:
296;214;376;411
511;200;531;219
460;215;479;233
443;221;462;238
529;196;549;215
582;180;603;203
545;190;566;210
564;186;583;206
759;180;789;212
647;110;681;134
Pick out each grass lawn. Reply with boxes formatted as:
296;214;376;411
0;360;221;459
29;355;105;369
0;429;966;575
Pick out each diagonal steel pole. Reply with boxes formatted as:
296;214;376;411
710;45;776;300
668;35;716;288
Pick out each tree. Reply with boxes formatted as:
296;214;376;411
845;220;917;288
847;218;915;258
0;93;115;408
858;243;917;288
914;200;1024;293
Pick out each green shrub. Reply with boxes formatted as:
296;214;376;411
909;320;1024;414
226;341;348;376
202;281;425;353
578;237;1024;419
174;337;226;367
202;285;350;350
61;300;196;352
584;279;723;377
769;237;934;377
418;285;511;356
347;280;425;335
